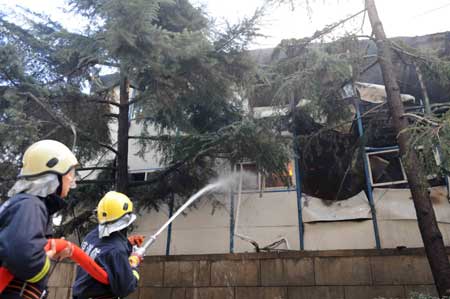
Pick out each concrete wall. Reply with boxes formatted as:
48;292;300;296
133;187;450;255
46;248;448;299
133;191;303;255
128;121;163;171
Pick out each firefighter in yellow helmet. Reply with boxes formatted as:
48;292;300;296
0;140;78;298
72;191;144;299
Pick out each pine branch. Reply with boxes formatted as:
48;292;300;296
19;92;118;155
0;67;21;88
274;8;367;57
129;135;227;188
304;9;366;44
45;58;98;85
78;145;117;180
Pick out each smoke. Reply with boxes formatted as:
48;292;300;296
210;171;258;193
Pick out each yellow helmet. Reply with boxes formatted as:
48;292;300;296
20;140;78;178
97;191;134;224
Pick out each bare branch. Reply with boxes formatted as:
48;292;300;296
129;161;185;187
360;7;367;32
355;35;376;41
41;126;59;139
88;99;121;107
128;135;171;140
402;113;440;127
103;113;119;118
78;166;116;171
390;41;429;63
97;61;120;68
70;123;77;150
92;84;119;95
360;59;379;75
128;98;142;106
77;179;115;185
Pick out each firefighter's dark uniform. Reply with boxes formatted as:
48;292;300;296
72;228;139;299
0;193;66;299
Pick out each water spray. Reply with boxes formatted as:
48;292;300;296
135;182;221;256
233;164;261;250
232;165;290;251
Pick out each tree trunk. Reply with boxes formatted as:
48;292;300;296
366;0;450;297
117;68;130;193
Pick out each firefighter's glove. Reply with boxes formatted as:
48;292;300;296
129;252;143;268
128;235;145;247
46;238;73;261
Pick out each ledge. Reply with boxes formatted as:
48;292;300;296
142;247;450;263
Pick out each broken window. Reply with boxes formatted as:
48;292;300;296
367;148;407;187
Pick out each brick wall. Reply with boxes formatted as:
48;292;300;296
47;248;448;299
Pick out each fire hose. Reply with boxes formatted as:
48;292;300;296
0;182;221;292
0;239;109;292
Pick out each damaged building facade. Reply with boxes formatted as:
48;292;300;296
82;32;450;256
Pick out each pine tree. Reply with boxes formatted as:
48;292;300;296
0;1;290;232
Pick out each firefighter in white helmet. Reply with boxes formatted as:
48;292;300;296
0;140;78;298
72;191;144;299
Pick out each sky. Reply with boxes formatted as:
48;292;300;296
1;0;450;49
